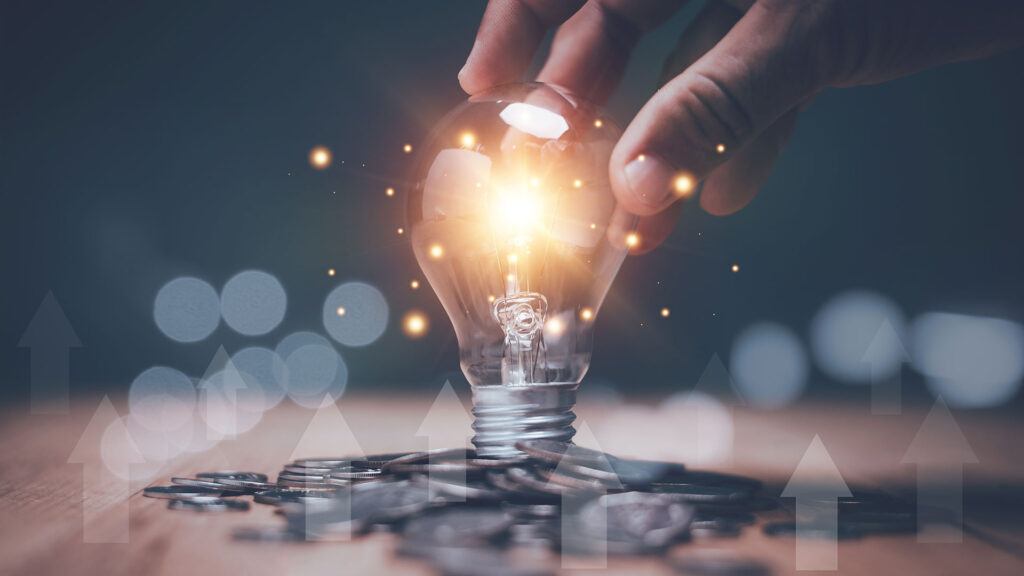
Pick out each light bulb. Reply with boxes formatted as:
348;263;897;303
408;83;635;457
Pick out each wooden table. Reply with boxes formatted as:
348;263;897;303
1;393;1021;575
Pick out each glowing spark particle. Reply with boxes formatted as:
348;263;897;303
403;144;413;153
403;311;428;338
336;307;346;316
594;119;603;128
327;268;336;277
590;223;597;229
716;143;726;154
580;308;594;321
625;233;640;248
429;244;443;259
309;146;332;169
459;132;476;148
410;280;420;290
573;179;583;188
732;264;739;273
488;295;496;303
637;154;646;163
397;227;405;235
661;308;670;317
386;187;395;197
546;317;565;336
674;175;694;196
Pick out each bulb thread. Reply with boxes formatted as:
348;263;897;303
470;382;578;458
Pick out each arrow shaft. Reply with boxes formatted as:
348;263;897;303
82;464;132;543
916;463;965;543
870;365;901;415
30;349;70;413
794;499;839;571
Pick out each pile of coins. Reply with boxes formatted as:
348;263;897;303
145;440;918;575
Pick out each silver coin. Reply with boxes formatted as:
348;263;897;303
487;470;560;501
171;477;234;490
282;464;337;475
328;466;382;480
277;475;334;490
254;488;339;505
143;485;224;499
167;497;250;512
382;448;477;471
425;476;511;502
402;508;513;546
217;477;283;491
196;471;268;482
291;457;353;468
577;492;695;550
350;453;415;470
514;440;612;468
533;468;613;494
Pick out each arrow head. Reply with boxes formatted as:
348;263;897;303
200;345;232;383
289;395;363;460
19;292;81;348
862;318;910;365
198;348;247;392
902;398;978;465
694;354;745;404
415;380;473;439
67;396;143;464
782;435;852;499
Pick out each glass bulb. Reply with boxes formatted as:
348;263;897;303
408;83;634;456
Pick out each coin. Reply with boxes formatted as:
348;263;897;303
578;492;695;550
253;488;340;505
168;497;250;512
171;477;236;491
143;485;225;499
196;471;268;482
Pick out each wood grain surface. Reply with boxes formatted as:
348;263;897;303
1;393;1021;575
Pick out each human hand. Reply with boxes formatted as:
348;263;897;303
459;0;1024;252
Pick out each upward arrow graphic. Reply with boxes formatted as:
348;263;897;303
862;319;910;415
19;292;81;413
694;353;746;404
415;380;474;502
781;435;852;572
197;347;247;439
67;396;144;543
901;398;977;543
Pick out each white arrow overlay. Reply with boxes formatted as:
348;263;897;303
67;396;144;543
19;292;81;413
862;319;911;415
415;380;473;502
901;397;977;542
558;420;622;570
290;395;364;541
198;347;249;439
781;435;852;571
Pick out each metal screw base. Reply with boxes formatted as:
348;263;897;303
471;382;578;458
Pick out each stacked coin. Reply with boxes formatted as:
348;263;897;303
147;440;916;575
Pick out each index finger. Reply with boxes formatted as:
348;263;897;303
459;0;584;95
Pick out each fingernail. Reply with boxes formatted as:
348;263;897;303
623;154;674;212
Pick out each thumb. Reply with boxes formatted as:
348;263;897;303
610;1;831;216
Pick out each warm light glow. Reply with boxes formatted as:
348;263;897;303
336;307;346;316
429;244;444;259
309;146;332;169
327;268;335;277
530;177;540;187
488;295;496;303
573;179;583;188
674;175;694;196
593;119;603;128
403;143;413;153
403;311;428;337
546;317;565;336
386;187;395;197
590;223;597;229
661;308;671;317
732;264;740;272
580;308;594;321
637;154;646;163
506;273;515;282
459;132;476;148
507;254;518;263
716;143;726;154
397;227;405;235
625;233;640;248
410;280;420;290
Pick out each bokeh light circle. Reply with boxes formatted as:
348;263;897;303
911;312;1024;408
273;331;349;408
128;366;196;431
220;270;287;336
153;277;220;342
810;290;907;384
660;391;734;464
198;367;264;436
231;346;288;410
730;322;808;409
322;282;389;347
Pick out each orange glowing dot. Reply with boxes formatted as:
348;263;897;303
397;227;405;235
661;308;670;317
593;119;603;128
459;132;476;148
546;317;565;336
580;308;594;321
732;264;739;272
487;295;496;303
429;244;443;259
403;144;413;153
309;146;332;169
590;223;597;229
410;280;420;290
674;175;694;196
716;143;726;154
507;254;518;263
327;268;336;277
637;154;646;163
506;274;515;282
625;233;640;248
573;179;583;188
336;307;346;316
403;311;428;338
386;187;395;197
